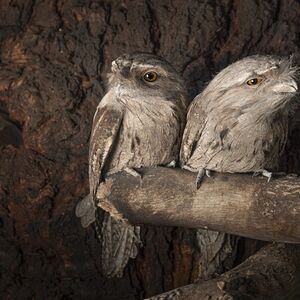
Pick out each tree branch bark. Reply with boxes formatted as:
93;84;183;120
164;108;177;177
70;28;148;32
145;243;300;300
97;167;300;243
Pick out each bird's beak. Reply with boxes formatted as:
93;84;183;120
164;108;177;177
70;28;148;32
272;79;298;93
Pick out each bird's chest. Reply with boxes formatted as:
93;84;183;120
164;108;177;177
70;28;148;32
190;115;287;172
109;104;179;171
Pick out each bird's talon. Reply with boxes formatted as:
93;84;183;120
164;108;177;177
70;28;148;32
166;160;176;168
261;170;272;182
196;168;206;189
182;165;198;172
124;167;142;179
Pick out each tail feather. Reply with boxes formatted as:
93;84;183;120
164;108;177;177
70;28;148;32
196;229;239;279
96;210;141;278
129;226;141;259
75;193;96;228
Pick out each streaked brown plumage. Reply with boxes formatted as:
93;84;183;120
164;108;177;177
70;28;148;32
76;53;187;277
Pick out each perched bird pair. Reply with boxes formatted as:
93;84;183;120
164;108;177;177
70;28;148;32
75;53;298;278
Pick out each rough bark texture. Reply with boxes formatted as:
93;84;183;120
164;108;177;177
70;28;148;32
0;1;300;299
146;243;300;300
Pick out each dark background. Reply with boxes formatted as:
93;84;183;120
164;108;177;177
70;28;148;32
0;0;299;299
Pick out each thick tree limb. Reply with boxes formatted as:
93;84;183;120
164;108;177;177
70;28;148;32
145;243;300;300
97;167;300;243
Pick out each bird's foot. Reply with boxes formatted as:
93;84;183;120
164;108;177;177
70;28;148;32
124;167;142;179
205;169;212;177
196;168;211;189
182;165;198;172
166;160;176;168
262;170;272;182
253;170;286;183
253;170;272;182
182;165;211;189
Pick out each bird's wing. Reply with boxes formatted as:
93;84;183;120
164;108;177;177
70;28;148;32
76;97;141;278
75;101;124;227
88;103;124;194
180;95;206;165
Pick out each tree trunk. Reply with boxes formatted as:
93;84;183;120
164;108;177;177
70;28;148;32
0;1;299;299
146;243;300;300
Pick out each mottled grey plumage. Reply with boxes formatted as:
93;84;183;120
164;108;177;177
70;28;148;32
180;55;298;278
76;53;187;277
181;55;298;181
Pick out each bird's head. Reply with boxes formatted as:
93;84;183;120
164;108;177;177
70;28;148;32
107;52;187;106
203;55;298;115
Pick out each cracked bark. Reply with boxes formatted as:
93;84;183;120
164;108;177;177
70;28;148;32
0;0;300;299
146;243;300;300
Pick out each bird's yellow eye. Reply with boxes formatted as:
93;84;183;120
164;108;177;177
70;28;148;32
246;77;263;86
143;72;158;82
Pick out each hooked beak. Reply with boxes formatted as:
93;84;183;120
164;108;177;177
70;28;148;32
272;79;298;94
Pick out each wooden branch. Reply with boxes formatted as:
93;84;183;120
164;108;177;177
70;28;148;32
97;167;300;243
145;243;300;300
